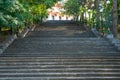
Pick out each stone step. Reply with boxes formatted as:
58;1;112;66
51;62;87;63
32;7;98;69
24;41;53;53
0;57;120;80
0;77;120;80
12;42;110;46
26;34;96;38
11;38;111;47
0;62;120;65
26;30;94;35
2;53;120;57
4;39;117;54
0;57;120;64
19;37;105;41
0;56;120;60
2;50;120;54
0;68;120;73
0;72;120;77
4;37;117;54
4;51;118;55
0;63;120;69
11;40;111;45
26;29;96;38
8;42;112;47
0;64;120;68
7;45;114;49
14;38;108;43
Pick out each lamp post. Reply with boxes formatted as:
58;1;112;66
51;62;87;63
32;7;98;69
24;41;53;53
88;9;91;28
79;0;85;23
106;0;110;33
100;7;104;36
106;0;113;38
91;0;95;29
91;3;95;29
98;1;104;33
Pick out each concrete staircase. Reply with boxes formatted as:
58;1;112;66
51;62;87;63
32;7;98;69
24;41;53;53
0;21;120;80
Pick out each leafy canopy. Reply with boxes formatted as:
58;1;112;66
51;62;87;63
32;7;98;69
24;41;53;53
64;0;80;16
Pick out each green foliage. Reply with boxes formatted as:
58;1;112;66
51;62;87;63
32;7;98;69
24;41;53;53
41;0;54;8
40;0;61;8
0;0;54;31
64;0;80;16
20;0;60;23
118;0;120;24
31;4;47;23
0;0;61;35
0;0;26;29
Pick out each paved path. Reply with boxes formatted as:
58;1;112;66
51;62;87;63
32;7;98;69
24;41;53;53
0;20;120;80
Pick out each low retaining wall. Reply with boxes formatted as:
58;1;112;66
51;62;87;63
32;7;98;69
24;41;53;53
0;35;16;54
91;28;120;51
0;24;37;54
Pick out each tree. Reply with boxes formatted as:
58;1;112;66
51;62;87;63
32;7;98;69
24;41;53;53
112;0;118;38
0;0;26;34
20;0;60;23
64;0;80;21
31;4;47;23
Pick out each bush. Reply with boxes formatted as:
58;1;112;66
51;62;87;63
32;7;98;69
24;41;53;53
118;24;120;33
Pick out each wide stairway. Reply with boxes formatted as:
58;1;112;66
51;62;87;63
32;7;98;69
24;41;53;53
0;21;120;80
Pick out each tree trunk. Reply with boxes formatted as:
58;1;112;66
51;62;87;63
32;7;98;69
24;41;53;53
112;0;118;38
